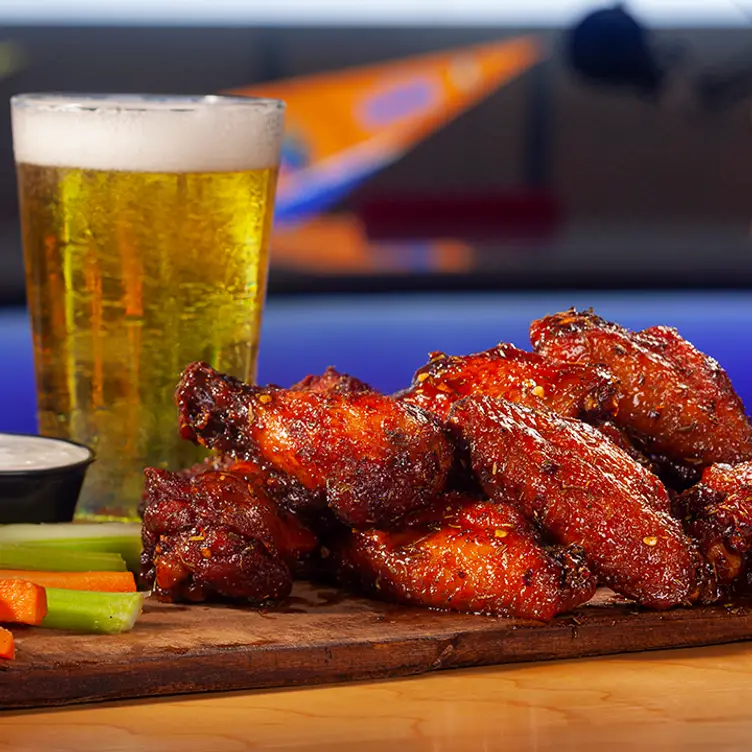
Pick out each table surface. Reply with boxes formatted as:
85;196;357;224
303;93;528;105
2;642;752;751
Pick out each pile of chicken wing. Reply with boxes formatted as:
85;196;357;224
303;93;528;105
140;309;752;621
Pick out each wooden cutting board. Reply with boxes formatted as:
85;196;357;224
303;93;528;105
2;582;752;710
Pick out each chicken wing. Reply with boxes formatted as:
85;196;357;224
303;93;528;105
397;343;618;422
141;468;318;603
448;396;702;609
176;362;454;529
326;492;597;621
530;309;752;474
675;462;752;586
157;368;376;525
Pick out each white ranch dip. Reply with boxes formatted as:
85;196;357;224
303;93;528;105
0;434;91;472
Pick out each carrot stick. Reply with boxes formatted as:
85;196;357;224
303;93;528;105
0;627;14;660
0;579;48;625
0;570;136;593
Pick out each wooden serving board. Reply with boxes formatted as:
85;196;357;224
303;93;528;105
3;583;752;710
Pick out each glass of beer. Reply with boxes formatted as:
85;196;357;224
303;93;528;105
11;94;285;520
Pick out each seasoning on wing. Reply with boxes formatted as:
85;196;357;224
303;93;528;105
326;492;596;621
141;468;318;603
397;343;618;422
531;309;752;479
448;396;702;610
291;366;375;395
175;362;454;529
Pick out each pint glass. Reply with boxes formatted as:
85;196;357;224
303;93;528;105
12;94;285;519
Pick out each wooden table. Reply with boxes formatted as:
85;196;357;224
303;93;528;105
2;643;751;751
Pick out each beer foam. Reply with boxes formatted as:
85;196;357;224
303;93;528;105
12;94;284;172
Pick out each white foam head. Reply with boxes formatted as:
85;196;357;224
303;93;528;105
11;94;285;172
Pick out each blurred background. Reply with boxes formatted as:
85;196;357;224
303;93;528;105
2;1;752;431
2;0;752;300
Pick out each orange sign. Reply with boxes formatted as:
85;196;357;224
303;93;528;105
228;35;544;225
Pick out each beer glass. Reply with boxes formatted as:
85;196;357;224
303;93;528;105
12;94;285;520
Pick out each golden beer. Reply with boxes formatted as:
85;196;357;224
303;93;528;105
12;94;285;519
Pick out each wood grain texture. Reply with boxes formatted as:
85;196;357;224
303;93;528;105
2;582;752;711
4;643;752;752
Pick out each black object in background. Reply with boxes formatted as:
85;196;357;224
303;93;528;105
565;4;668;96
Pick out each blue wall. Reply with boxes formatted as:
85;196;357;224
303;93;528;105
3;291;751;435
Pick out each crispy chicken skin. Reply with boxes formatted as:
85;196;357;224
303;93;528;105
530;309;752;469
675;462;752;585
291;366;375;395
448;396;701;609
591;420;655;469
164;453;320;522
587;420;704;499
176;362;454;529
397;343;618;422
327;492;597;621
141;468;318;603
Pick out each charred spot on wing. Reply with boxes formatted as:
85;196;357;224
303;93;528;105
541;461;559;476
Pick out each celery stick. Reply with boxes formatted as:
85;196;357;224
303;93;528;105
41;589;146;634
0;523;142;573
0;543;126;572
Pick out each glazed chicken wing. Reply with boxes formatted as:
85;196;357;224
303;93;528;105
675;462;752;586
176;362;454;529
156;368;377;526
327;492;596;621
141;468;318;603
397;343;618;422
448;396;702;609
530;309;752;473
